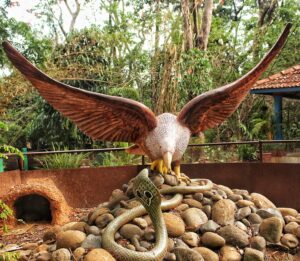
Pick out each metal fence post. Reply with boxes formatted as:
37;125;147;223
142;155;145;165
22;148;29;170
0;158;4;172
259;141;263;162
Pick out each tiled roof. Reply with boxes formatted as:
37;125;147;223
252;64;300;90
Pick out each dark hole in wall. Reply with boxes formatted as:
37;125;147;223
14;194;52;222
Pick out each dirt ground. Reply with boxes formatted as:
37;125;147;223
0;207;92;245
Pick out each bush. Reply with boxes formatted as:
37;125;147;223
37;152;89;169
238;145;258;161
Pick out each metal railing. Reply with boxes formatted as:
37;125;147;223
1;139;300;171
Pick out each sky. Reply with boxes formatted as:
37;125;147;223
6;0;101;37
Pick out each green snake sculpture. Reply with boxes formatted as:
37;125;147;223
102;169;213;261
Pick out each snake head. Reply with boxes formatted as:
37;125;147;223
133;168;161;209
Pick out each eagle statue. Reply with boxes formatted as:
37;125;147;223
3;24;291;180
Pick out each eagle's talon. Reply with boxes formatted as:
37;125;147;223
173;165;191;183
150;159;169;175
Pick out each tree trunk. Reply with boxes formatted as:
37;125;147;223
181;0;193;51
155;46;177;114
253;0;278;61
193;1;200;47
151;0;161;113
63;0;81;33
198;0;213;50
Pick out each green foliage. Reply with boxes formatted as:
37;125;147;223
0;251;20;261
0;121;24;160
94;142;141;166
0;145;23;160
178;49;212;105
98;151;141;167
0;0;299;151
0;199;13;233
238;145;258;161
203;146;236;163
37;152;89;169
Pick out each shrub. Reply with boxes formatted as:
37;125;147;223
37;152;89;169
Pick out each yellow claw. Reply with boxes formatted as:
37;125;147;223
174;164;190;183
150;159;160;171
162;166;169;174
150;159;169;175
174;165;181;177
158;159;164;174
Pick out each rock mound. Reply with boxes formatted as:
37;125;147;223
4;172;300;261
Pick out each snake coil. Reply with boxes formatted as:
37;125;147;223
102;169;213;261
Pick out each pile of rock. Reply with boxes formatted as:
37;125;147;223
9;172;300;260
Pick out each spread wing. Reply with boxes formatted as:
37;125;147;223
3;41;157;142
177;23;291;134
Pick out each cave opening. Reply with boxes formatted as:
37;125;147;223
14;194;52;223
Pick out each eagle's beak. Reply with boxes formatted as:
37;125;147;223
163;151;172;171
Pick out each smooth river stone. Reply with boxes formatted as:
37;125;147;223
227;194;243;202
182;198;203;209
182;232;200;247
220;245;242;261
250;193;276;209
296;226;300;239
163;213;185;237
164;174;178;186
200;220;220;233
56;230;86;250
88;207;110;225
182;208;208;231
150;174;164;187
173;247;204;261
85;225;100;236
74;247;86;260
249;236;266;251
259;217;283;243
193;247;219;261
43;225;62;242
81;234;101;249
212;199;236;226
119;224;143;239
84;249;116;261
133;217;148;229
217;184;234;195
280;233;299;248
243;247;264;261
174;203;189;212
62;222;86;232
235;207;251;220
201;232;225;248
256;208;283;220
202;205;212;219
236;200;254;208
235;221;248;232
278;207;298;217
218;225;249;248
284;222;299;234
51;248;71;261
247;213;262;225
95;213;114;229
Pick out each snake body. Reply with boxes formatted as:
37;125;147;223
102;169;213;261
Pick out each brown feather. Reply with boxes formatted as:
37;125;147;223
2;42;157;142
177;23;291;134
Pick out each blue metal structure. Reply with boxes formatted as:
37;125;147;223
250;86;300;140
